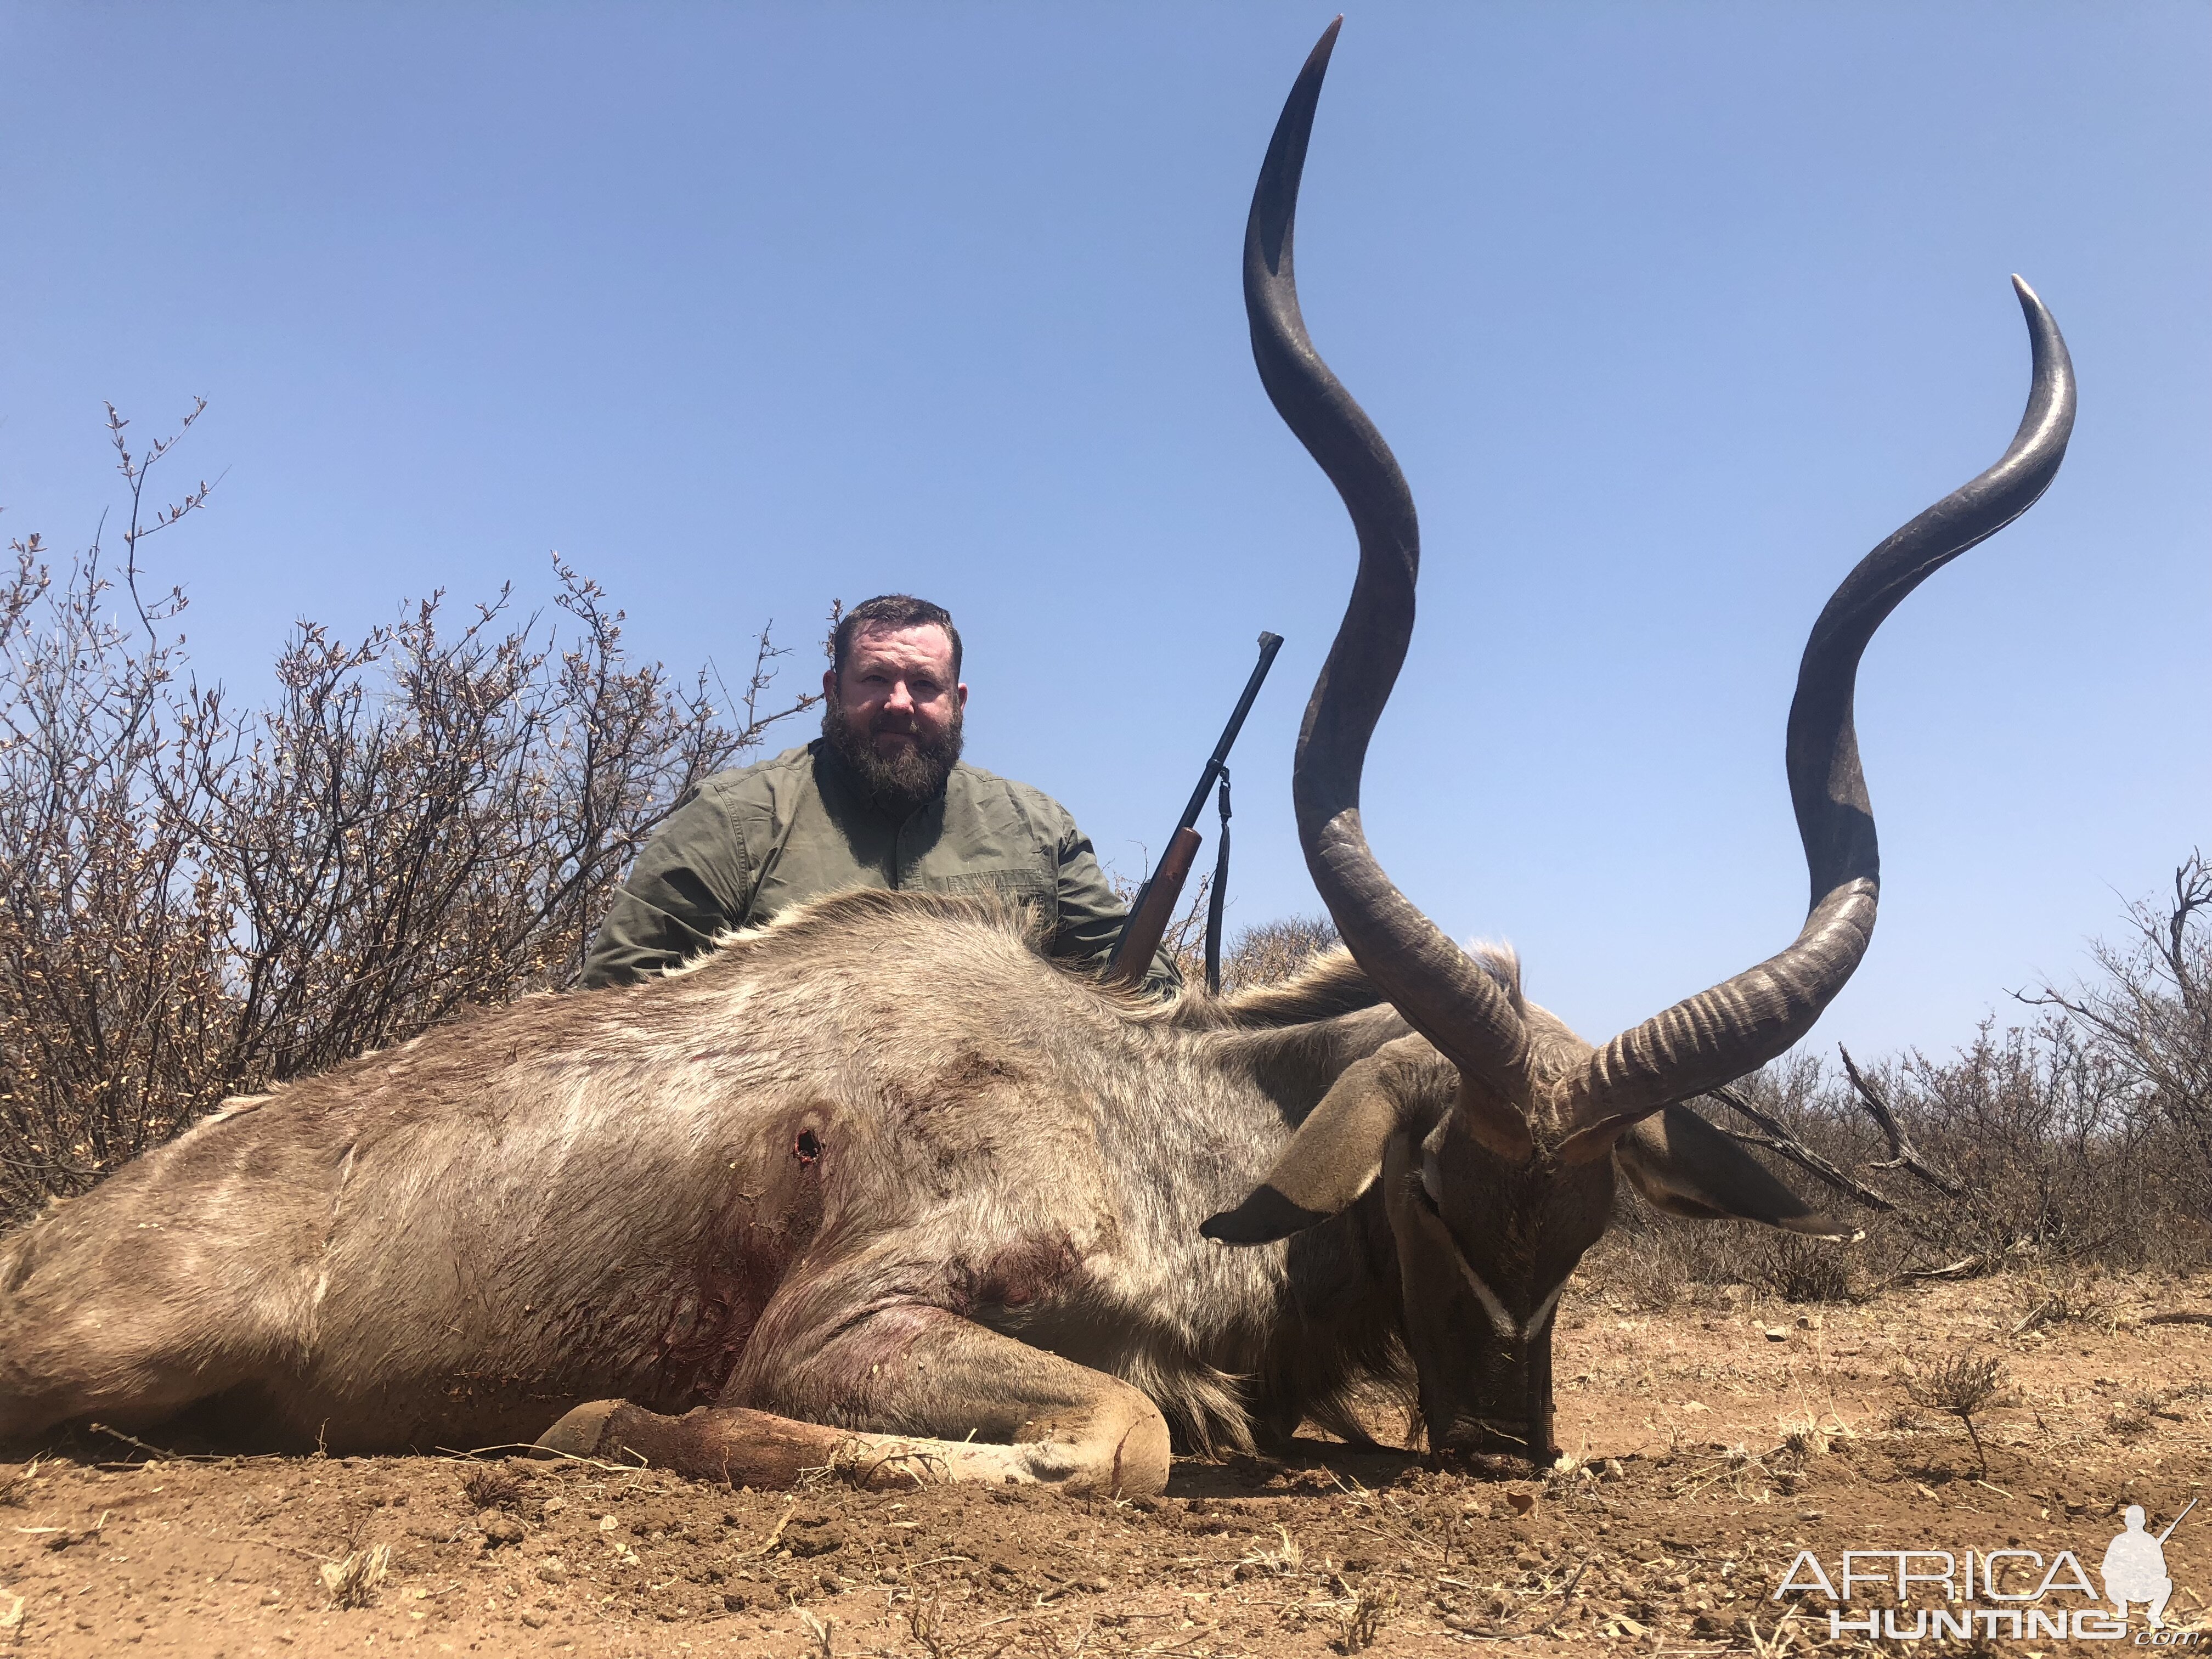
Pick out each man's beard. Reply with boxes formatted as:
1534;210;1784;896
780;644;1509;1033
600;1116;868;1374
823;701;963;816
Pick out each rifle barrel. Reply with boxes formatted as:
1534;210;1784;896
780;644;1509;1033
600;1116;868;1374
1173;632;1284;831
2157;1497;2197;1543
1103;630;1283;985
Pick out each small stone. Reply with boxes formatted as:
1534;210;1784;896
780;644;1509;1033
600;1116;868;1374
479;1510;527;1547
535;1556;567;1583
1763;1327;1789;1342
521;1612;548;1629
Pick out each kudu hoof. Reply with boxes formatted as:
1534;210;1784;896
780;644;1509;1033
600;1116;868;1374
534;1399;622;1460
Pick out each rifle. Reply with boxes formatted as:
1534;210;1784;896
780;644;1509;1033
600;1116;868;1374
1105;631;1284;988
2157;1498;2197;1544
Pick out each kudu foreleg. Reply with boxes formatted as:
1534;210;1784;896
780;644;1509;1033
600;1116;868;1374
537;1310;1171;1497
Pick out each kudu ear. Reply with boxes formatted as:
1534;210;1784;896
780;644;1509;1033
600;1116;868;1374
1202;1035;1447;1246
1615;1104;1863;1242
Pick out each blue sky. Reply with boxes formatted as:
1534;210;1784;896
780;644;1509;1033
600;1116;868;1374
3;3;2206;1059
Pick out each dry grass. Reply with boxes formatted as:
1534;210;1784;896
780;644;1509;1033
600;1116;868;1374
1757;1235;1857;1304
904;1594;952;1659
460;1463;522;1511
1237;1524;1305;1578
2009;1271;2116;1336
2106;1396;2157;1439
1774;1409;1838;1464
1334;1581;1395;1654
319;1543;391;1609
1906;1352;2010;1475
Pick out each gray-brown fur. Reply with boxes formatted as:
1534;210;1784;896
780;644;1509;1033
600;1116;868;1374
0;889;1412;1479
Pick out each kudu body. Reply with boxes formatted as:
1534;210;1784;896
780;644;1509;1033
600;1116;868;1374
0;24;2072;1487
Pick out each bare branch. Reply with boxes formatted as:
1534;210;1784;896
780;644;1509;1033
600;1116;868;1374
1836;1045;1966;1197
1701;1081;1899;1211
107;399;210;650
0;413;825;1223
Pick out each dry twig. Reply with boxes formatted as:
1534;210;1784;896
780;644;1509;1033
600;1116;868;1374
1838;1045;1966;1196
1706;1081;1897;1211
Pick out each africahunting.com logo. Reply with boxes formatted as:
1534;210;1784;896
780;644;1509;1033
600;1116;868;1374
1774;1501;2199;1644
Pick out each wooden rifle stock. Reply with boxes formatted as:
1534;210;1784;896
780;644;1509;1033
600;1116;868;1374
1104;631;1283;986
1108;826;1203;986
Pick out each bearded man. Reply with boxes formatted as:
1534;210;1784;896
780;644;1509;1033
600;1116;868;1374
582;594;1178;990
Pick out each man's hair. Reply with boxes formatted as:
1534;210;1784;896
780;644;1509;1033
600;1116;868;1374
829;595;963;682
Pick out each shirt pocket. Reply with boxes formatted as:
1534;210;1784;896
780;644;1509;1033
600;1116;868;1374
916;867;1059;934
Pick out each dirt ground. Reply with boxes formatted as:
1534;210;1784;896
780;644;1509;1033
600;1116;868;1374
5;1271;2209;1659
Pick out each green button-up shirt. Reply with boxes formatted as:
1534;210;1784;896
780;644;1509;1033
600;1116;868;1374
581;741;1175;990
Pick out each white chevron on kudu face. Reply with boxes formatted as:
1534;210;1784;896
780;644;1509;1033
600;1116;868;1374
1447;1251;1566;1346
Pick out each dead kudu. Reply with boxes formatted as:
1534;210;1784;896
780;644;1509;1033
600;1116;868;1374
0;26;2072;1489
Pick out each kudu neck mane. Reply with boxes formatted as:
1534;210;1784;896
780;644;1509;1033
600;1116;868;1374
676;887;1396;1031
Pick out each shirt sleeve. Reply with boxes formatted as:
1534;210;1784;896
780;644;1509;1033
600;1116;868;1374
580;788;754;988
1051;818;1185;995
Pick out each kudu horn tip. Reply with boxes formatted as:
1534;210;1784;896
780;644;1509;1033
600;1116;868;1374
1290;17;1344;96
2010;274;2055;332
2006;275;2068;376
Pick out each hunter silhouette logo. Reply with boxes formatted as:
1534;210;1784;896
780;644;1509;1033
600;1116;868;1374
1774;1501;2199;1642
2104;1502;2193;1632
